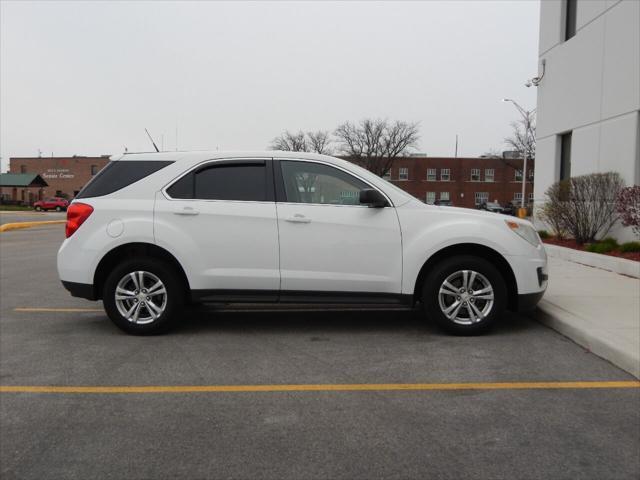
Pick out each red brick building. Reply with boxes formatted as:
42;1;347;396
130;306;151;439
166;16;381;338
369;156;534;209
8;155;110;201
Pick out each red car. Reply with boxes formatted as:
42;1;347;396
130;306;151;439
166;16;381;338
33;197;69;212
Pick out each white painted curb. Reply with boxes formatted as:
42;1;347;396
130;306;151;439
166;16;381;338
543;243;640;278
534;301;640;379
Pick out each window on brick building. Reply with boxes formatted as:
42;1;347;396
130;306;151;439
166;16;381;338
515;170;523;181
485;169;494;182
528;169;534;180
426;168;437;181
20;165;27;174
425;192;436;204
475;192;488;205
91;165;99;176
440;192;450;201
470;169;480;181
513;192;523;204
398;168;409;181
440;168;450;181
382;169;391;180
528;192;534;204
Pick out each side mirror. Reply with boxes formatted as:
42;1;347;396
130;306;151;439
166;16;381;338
359;189;389;208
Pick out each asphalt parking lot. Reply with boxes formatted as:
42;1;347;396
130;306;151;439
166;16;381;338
0;210;66;226
1;225;639;480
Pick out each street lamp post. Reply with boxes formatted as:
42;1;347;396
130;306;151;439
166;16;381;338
502;98;534;218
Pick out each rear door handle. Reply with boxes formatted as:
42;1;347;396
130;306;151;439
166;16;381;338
285;214;311;224
174;206;199;216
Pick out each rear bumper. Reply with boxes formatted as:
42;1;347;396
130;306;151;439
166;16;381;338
61;281;97;301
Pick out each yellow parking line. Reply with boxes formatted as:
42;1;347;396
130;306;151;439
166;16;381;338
1;381;638;394
14;307;103;313
0;220;65;232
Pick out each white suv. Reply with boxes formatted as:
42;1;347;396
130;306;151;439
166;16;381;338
58;151;547;335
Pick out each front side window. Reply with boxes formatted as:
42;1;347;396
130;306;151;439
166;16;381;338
485;169;495;182
398;168;409;181
280;161;368;205
427;168;437;181
426;191;436;204
167;162;267;201
470;169;480;181
441;168;451;181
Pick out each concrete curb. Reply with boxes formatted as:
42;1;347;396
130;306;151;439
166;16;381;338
533;300;640;379
543;243;640;278
0;220;65;233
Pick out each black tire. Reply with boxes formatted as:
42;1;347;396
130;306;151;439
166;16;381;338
422;255;507;335
103;257;184;335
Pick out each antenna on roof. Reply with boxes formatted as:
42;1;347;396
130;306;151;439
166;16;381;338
144;128;160;152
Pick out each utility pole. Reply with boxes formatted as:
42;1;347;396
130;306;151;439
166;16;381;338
502;98;535;218
454;135;458;158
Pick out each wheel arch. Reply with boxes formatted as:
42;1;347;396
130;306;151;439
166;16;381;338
93;242;190;301
413;243;518;311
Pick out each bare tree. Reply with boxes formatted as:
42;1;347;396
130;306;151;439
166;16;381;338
504;111;536;160
269;130;333;154
306;130;332;154
270;130;308;152
334;118;420;176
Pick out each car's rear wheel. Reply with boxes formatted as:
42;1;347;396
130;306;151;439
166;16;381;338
422;255;506;335
34;206;41;211
55;206;62;212
103;257;184;335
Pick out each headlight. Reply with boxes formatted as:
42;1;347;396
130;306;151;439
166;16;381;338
505;220;540;247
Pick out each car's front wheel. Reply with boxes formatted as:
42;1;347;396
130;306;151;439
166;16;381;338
103;258;184;335
34;205;41;211
422;255;506;335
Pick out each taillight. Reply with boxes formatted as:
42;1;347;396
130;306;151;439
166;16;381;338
66;202;94;238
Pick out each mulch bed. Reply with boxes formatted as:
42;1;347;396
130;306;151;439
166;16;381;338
542;237;640;262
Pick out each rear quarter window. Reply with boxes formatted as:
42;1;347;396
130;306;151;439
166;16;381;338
76;161;173;198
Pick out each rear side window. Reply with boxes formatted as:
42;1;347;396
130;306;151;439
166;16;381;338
76;161;173;199
166;163;268;201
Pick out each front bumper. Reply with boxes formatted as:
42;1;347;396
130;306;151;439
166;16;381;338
61;281;97;301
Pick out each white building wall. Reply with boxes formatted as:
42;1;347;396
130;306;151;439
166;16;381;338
535;0;640;241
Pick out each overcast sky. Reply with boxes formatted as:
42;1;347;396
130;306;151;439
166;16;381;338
0;0;540;170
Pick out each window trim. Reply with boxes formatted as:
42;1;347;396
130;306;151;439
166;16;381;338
162;158;275;203
470;168;481;182
273;158;393;208
426;168;437;181
398;167;409;181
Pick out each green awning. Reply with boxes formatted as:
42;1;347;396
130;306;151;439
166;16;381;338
0;173;48;188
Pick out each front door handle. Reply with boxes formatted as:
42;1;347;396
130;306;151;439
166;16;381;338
285;214;311;224
174;207;199;216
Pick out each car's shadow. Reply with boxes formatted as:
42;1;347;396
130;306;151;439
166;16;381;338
160;304;533;337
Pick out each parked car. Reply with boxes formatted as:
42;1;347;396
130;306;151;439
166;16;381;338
479;201;505;214
434;199;453;206
58;151;547;335
34;197;69;212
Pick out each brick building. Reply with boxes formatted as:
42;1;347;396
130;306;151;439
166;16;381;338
370;156;534;209
8;155;110;201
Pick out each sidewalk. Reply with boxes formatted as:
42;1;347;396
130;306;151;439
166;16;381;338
534;254;640;378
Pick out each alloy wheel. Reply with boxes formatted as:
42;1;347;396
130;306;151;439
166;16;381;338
114;271;167;324
438;270;494;325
